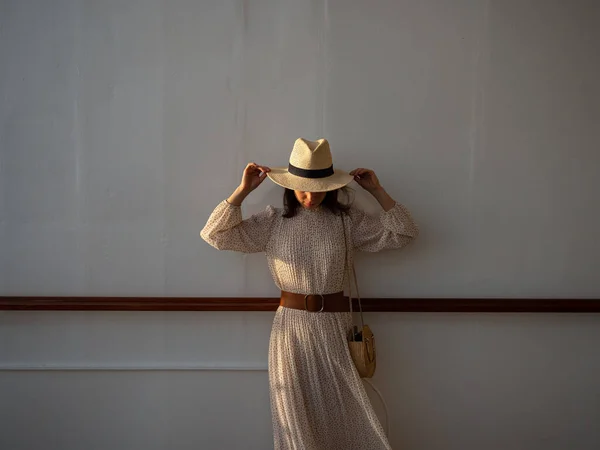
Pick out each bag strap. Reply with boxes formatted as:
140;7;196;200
341;213;365;331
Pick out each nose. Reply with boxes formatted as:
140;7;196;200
306;193;316;204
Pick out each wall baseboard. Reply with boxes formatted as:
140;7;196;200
1;296;599;312
0;363;268;372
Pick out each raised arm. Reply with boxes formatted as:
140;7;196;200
348;168;419;252
200;163;277;253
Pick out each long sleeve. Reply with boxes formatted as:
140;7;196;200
200;200;279;253
349;202;419;252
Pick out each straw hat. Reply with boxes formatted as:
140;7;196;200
267;138;353;192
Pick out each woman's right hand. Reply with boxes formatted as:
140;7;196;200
239;162;271;193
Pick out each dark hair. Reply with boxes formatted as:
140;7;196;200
282;187;353;218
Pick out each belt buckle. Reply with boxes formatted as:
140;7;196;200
304;294;325;312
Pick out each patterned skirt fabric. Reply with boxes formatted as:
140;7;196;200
268;306;392;450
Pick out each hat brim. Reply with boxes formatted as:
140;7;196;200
267;168;353;192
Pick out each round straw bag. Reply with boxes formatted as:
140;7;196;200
348;319;376;378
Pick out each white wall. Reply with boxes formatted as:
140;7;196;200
1;0;599;449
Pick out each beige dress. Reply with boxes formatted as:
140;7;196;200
201;199;418;450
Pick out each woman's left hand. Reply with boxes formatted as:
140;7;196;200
349;168;382;193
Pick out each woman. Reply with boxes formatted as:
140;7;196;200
201;138;419;449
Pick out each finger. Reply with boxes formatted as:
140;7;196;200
257;173;268;184
252;165;267;173
248;162;268;172
358;169;373;179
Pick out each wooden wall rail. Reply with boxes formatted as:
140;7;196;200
1;297;599;312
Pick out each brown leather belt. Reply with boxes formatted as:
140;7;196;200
280;290;350;312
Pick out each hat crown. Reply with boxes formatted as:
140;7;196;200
289;138;332;170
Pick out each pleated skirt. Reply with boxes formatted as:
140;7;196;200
268;305;392;450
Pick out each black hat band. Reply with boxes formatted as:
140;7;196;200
288;163;334;179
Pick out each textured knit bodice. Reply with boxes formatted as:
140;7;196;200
201;200;418;296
